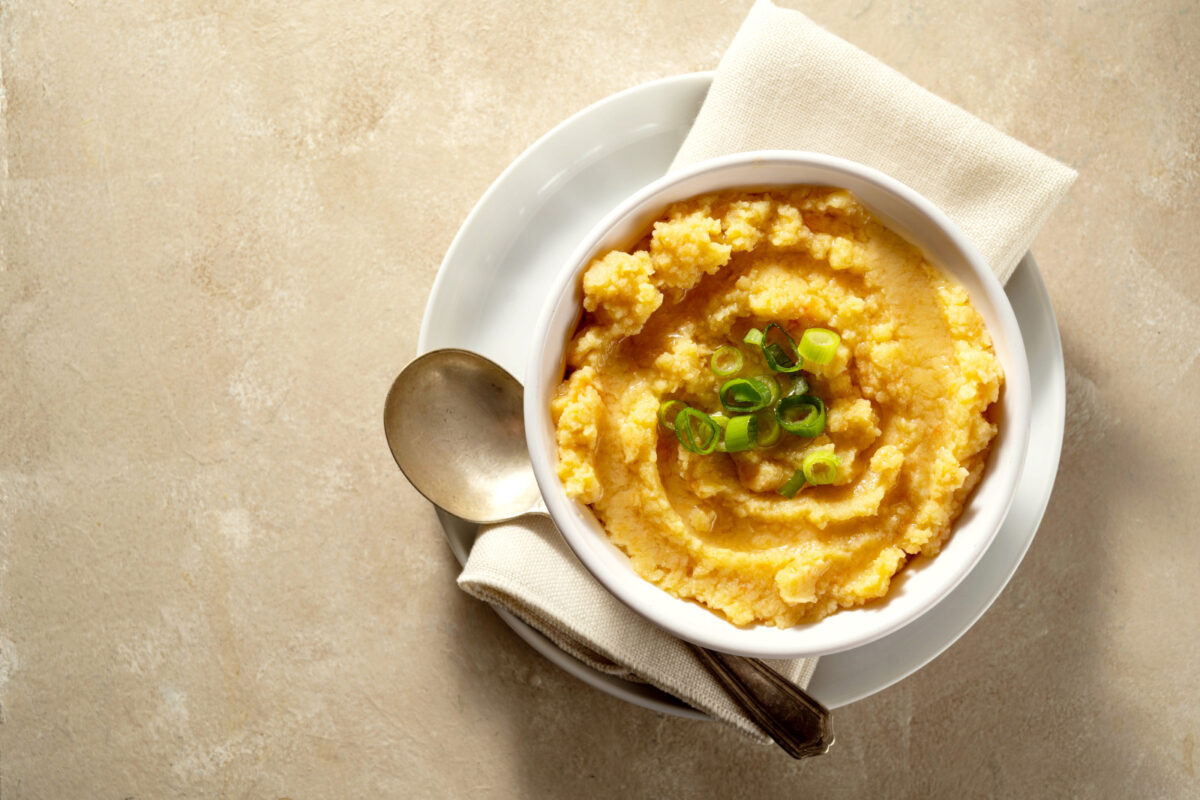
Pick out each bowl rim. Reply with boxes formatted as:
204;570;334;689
524;149;1031;659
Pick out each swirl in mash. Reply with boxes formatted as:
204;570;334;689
551;188;1003;627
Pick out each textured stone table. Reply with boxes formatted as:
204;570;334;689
1;1;1197;797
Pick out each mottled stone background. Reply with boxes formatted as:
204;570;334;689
1;1;1197;797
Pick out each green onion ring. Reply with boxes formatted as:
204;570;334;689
710;345;744;377
718;376;775;413
802;450;841;484
756;373;781;405
778;468;806;498
755;411;781;447
674;407;720;455
723;414;758;452
761;323;804;373
798;328;841;365
775;394;826;437
658;399;687;430
742;328;764;347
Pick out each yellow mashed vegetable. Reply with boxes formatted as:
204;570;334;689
551;188;1003;627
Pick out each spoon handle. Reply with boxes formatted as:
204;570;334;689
690;645;834;758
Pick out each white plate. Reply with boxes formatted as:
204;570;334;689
418;72;1065;713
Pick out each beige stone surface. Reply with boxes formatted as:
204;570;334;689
1;0;1197;796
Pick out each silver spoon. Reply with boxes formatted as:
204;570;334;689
384;348;834;758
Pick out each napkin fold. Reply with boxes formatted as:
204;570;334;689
458;0;1076;742
672;0;1077;282
461;516;815;740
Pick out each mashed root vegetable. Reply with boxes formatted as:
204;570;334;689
552;188;1003;627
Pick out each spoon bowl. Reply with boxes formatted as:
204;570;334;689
383;349;541;524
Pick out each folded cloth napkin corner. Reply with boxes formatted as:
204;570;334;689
458;0;1076;742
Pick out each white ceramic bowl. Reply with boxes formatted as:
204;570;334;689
524;151;1031;659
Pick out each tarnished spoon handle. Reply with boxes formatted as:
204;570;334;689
690;645;835;759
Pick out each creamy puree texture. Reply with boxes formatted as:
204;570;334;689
551;188;1003;627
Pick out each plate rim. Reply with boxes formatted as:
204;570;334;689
416;71;1065;714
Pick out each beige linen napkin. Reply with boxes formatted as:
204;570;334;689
458;0;1076;742
673;0;1077;282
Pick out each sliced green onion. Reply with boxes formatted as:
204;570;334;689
743;328;764;347
761;323;803;373
718;376;775;413
674;408;720;455
802;450;841;484
710;345;744;377
710;410;731;452
782;373;810;398
775;394;826;437
755;411;781;447
723;414;758;452
798;328;841;365
755;373;781;405
658;399;687;430
778;468;806;498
